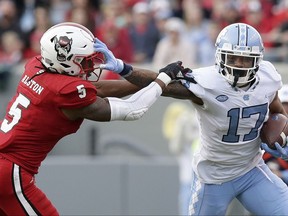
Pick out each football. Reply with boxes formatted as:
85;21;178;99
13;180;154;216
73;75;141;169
260;113;288;149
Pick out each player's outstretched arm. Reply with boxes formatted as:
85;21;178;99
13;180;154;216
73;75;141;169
63;62;183;122
94;38;201;104
126;67;199;101
95;79;141;98
94;69;197;101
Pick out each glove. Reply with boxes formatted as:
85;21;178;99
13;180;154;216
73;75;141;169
159;61;197;84
179;68;197;84
94;38;132;76
159;61;184;79
261;142;288;160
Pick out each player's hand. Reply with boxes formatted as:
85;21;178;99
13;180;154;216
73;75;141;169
179;68;197;84
159;61;197;83
261;142;288;160
159;61;184;80
93;38;124;73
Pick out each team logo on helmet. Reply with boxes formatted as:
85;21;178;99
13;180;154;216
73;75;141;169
54;36;73;62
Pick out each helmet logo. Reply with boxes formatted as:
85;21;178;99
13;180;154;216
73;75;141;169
54;36;72;62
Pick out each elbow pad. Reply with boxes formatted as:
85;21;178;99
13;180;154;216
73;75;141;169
107;82;162;121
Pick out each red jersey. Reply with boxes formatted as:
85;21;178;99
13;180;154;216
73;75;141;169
0;56;97;174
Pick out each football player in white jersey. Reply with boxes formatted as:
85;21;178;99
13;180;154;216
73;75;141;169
95;23;288;215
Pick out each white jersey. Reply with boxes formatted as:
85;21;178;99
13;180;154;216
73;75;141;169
181;61;282;184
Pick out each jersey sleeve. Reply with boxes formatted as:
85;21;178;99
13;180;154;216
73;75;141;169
260;61;282;103
56;80;97;109
261;61;282;87
180;67;208;98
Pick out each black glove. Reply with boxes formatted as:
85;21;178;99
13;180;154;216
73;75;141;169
159;61;197;84
178;68;197;84
159;61;184;80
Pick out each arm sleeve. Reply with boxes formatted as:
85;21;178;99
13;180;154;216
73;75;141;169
107;82;162;121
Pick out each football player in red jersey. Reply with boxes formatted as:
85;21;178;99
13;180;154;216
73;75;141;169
0;22;184;215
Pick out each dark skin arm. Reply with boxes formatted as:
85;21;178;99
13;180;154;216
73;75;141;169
94;68;288;116
64;69;287;122
62;78;167;121
94;67;204;105
62;96;111;121
93;79;141;98
269;92;288;116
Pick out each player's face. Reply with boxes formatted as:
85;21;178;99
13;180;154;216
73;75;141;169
226;54;254;69
80;56;96;74
78;52;104;81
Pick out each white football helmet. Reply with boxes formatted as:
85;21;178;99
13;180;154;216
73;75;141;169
40;22;104;80
215;23;264;87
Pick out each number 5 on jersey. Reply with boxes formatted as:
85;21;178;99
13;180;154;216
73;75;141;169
1;94;30;133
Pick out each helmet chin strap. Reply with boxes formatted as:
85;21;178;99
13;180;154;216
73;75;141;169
232;74;239;88
219;66;251;89
219;66;239;88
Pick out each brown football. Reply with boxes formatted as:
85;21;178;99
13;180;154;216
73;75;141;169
260;113;288;150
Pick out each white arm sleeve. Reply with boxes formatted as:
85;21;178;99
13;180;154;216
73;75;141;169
107;74;171;121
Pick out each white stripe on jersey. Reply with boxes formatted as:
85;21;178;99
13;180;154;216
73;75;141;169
13;164;38;216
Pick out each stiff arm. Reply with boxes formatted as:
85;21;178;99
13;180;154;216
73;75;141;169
95;67;203;105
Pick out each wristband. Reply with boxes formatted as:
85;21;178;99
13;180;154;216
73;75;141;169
157;73;172;86
119;63;133;77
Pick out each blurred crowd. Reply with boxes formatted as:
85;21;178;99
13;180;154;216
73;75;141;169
1;0;288;91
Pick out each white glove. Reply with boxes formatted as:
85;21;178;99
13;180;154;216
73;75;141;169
93;38;128;74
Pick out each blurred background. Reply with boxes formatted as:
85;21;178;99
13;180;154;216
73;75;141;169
0;0;288;215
